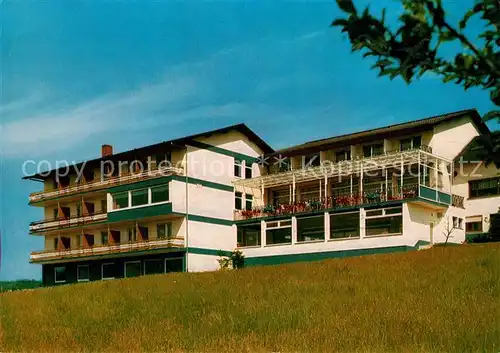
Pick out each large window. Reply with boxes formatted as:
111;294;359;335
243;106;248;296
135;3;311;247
469;177;500;198
331;212;360;239
77;265;90;282
299;186;320;202
144;259;164;275
128;227;137;242
266;220;292;245
157;223;173;239
466;216;482;233
151;185;169;203
272;189;291;206
165;258;184;273
365;206;402;237
54;266;66;283
303;154;321;168
113;192;129;209
363;143;384;158
245;164;253;179
102;263;115;280
400;136;422;151
335;150;351;162
297;215;324;242
237;223;261;247
234;160;242;178
245;194;253;210
101;231;108;245
125;261;141;278
131;189;148;207
235;192;243;210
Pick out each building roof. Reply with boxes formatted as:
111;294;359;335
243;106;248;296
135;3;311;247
271;109;489;157
23;123;274;181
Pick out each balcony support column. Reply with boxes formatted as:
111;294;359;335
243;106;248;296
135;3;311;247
418;152;421;197
324;211;330;242
261;220;266;247
291;216;297;245
292;174;296;203
360;161;364;200
400;154;404;196
359;208;366;239
385;168;388;200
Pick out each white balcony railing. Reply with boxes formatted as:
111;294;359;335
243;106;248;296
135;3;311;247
29;166;184;203
29;212;108;233
30;237;185;262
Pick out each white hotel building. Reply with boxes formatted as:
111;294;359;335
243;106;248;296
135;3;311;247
25;109;499;285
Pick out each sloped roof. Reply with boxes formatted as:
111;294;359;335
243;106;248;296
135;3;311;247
456;130;500;162
272;109;488;157
24;123;273;181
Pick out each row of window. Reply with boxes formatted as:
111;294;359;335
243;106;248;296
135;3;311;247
235;192;253;210
237;207;403;247
469;177;500;198
234;160;253;179
53;223;173;250
54;257;183;283
112;184;169;210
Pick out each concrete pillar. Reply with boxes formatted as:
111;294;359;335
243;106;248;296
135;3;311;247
324;211;330;242
292;216;297;245
261;220;266;247
360;208;366;239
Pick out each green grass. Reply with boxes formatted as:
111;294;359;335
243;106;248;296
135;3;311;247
1;244;499;352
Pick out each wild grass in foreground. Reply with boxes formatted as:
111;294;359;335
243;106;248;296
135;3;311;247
1;244;499;352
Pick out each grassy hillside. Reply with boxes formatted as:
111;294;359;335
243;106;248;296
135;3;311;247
1;244;499;352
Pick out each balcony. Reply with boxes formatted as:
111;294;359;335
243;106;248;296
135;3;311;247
30;211;108;234
234;185;419;221
30;237;185;263
29;166;184;203
452;194;465;208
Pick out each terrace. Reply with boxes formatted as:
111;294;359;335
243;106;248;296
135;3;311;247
28;166;184;204
29;210;108;234
234;147;458;221
30;237;185;263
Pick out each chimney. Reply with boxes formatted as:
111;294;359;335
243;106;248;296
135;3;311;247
101;144;113;157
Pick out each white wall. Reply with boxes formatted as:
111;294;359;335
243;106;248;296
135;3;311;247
430;116;480;160
187;253;220;272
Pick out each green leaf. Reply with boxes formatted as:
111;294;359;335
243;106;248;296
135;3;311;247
482;110;500;122
331;19;349;27
336;0;357;14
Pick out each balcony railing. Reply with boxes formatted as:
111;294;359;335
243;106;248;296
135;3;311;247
30;237;185;263
234;185;419;221
29;210;107;233
29;166;184;203
451;194;465;208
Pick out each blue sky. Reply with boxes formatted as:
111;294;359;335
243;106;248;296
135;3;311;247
0;0;496;280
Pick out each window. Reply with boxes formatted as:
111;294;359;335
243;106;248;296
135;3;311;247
128;227;137;242
299;186;320;202
245;164;253;179
84;234;95;247
303;154;321;168
77;265;90;282
151;185;169;203
452;216;464;230
466;216;482;233
272;189;291;206
331;212;360;239
54;266;66;283
266;220;292;245
155;152;172;169
101;231;109;245
400;136;422;151
102;263;115;280
365;207;402;237
297;215;324;242
53;237;59;250
234;160;242;178
101;200;107;213
113;192;129;209
157;223;173;239
469;177;500;198
144;259;164;275
235;192;243;210
335;150;351;162
53;208;59;220
76;204;81;217
237;223;261;247
125;261;141;278
165;258;184;273
131;189;148;207
363;143;384;158
245;194;253;210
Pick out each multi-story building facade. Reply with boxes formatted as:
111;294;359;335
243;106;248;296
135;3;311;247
25;109;499;285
